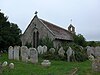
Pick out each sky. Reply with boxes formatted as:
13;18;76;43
0;0;100;41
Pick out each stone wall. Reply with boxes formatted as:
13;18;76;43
21;16;54;47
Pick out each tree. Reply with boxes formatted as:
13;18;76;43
73;34;86;47
0;11;22;51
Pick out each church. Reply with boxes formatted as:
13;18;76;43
21;13;75;48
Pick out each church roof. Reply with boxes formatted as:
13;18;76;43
40;19;73;41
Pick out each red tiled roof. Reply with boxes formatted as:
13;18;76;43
40;19;73;41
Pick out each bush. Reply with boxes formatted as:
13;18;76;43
39;36;54;50
62;42;88;62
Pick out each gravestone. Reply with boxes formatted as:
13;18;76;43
2;61;8;67
58;47;65;56
37;45;43;54
43;45;47;53
14;46;20;60
49;48;55;54
8;46;14;59
94;46;100;57
9;63;14;69
41;60;51;67
66;47;75;62
92;57;100;72
30;48;38;63
86;46;94;56
21;46;29;62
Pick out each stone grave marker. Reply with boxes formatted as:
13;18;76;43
37;45;43;54
21;46;29;62
58;47;65;56
30;48;38;63
14;46;20;60
8;46;14;59
86;46;94;56
49;48;55;54
41;60;51;67
43;45;47;53
92;57;100;72
66;47;75;62
95;46;100;57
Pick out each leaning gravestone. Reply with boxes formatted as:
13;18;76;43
14;46;20;60
66;47;75;62
30;48;38;63
21;46;29;62
43;45;47;53
49;48;55;54
8;46;14;59
58;47;65;57
37;45;43;54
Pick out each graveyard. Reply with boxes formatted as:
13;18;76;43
0;53;100;75
0;44;100;75
0;9;100;75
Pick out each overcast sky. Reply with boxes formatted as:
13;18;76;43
0;0;100;41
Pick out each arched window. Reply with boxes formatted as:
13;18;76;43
33;29;39;48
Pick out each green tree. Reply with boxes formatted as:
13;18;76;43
0;11;22;51
73;34;86;47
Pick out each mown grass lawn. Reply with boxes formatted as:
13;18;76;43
0;53;100;75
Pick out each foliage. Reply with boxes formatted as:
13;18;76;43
62;42;88;62
87;41;100;47
39;36;54;49
40;49;66;61
0;53;100;75
25;42;32;48
0;11;22;51
73;34;87;47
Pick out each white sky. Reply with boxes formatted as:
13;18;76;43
0;0;100;41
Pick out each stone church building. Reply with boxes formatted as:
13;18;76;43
21;14;75;48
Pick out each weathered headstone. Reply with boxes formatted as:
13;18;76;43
43;45;47;53
66;47;75;62
94;46;100;57
14;46;20;60
41;60;51;67
92;57;100;72
37;45;43;54
8;46;14;59
49;48;55;54
30;48;38;63
86;46;94;56
9;63;14;69
21;46;29;62
58;47;65;56
2;61;8;67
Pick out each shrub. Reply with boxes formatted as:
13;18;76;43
39;36;54;50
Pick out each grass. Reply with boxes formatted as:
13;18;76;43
0;53;100;75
